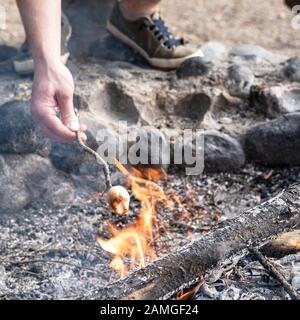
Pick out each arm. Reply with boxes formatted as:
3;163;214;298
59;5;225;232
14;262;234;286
16;0;86;141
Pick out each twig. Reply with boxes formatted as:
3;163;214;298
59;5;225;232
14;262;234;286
74;109;112;190
75;131;112;190
249;247;300;300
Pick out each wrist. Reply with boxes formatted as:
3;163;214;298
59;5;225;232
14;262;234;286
34;55;61;69
34;55;64;76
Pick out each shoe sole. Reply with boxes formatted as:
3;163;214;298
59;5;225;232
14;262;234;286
13;52;70;75
107;20;203;70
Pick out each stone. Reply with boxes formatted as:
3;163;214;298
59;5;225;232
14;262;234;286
229;44;280;63
0;154;75;214
251;85;300;116
282;57;300;82
184;130;245;173
0;45;18;62
203;131;245;172
0;100;51;156
177;57;212;79
226;64;255;98
49;130;98;174
126;126;170;167
244;112;300;166
105;82;141;124
174;92;211;120
200;41;227;62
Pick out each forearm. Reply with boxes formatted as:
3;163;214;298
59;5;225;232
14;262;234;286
16;0;61;64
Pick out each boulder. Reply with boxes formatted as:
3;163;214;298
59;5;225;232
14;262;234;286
226;64;254;98
0;154;75;214
0;100;51;156
0;45;18;62
244;112;300;166
177;57;212;79
203;131;245;172
282;57;300;82
183;130;245;173
200;41;227;62
229;44;283;64
251;85;300;116
174;92;211;120
126;126;170;167
50;130;98;174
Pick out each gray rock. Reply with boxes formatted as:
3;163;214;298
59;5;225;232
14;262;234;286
0;154;75;214
174;93;211;120
201;41;227;62
0;45;18;62
226;64;255;98
203;131;245;172
126;126;170;167
184;130;245;173
105;82;141;124
0;100;51;156
244;112;300;166
177;57;212;79
50;130;98;174
251;85;300;116
283;57;300;82
229;44;279;63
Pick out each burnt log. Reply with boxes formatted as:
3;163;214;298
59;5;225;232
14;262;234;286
94;184;300;300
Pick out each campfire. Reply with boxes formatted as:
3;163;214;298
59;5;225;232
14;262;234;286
97;161;186;278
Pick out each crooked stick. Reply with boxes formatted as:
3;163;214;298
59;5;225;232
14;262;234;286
76;131;112;190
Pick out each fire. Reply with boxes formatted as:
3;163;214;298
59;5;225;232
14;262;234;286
97;161;171;278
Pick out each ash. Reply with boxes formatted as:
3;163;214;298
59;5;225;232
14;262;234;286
0;165;299;300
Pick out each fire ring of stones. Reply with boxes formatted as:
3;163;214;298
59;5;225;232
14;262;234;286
0;40;300;300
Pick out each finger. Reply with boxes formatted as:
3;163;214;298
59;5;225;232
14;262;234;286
80;123;87;132
39;124;65;142
41;113;77;142
56;91;79;132
40;123;87;143
79;131;88;142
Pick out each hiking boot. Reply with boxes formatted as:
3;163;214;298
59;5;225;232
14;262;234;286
13;12;72;75
107;3;203;69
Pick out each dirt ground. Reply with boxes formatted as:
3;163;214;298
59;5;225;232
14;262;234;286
1;0;300;57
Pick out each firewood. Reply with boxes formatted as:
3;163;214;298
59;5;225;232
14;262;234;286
93;184;300;300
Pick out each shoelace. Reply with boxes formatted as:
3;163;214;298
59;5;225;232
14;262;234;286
141;16;185;49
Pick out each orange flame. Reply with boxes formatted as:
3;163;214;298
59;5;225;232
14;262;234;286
97;161;170;278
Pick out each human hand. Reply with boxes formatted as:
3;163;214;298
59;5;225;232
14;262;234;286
31;60;87;142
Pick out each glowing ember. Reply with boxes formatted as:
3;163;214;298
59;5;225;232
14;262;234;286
176;278;204;300
97;160;170;278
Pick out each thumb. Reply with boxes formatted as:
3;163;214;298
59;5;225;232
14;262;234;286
56;92;79;132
